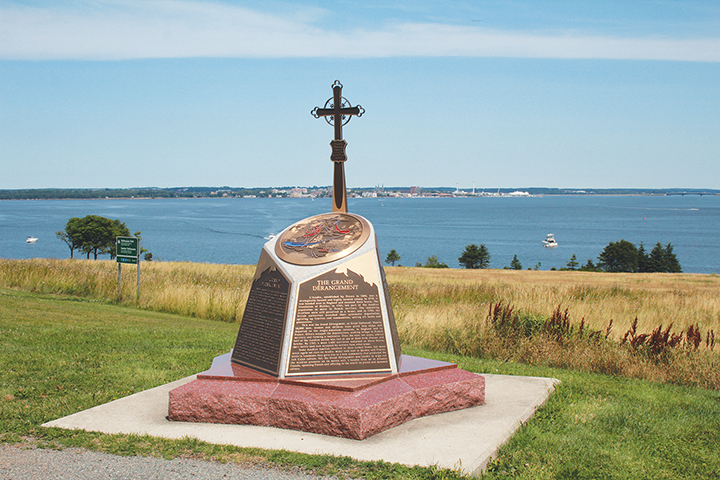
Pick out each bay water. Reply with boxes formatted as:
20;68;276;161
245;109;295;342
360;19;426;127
1;195;718;274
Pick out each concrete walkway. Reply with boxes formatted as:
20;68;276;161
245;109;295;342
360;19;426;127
41;373;558;477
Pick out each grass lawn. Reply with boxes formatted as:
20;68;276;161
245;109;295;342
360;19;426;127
1;287;719;479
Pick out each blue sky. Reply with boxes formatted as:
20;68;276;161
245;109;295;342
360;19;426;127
1;0;719;190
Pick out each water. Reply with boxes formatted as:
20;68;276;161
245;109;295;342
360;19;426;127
1;195;718;274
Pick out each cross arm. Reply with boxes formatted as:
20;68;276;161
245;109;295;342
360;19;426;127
312;106;363;118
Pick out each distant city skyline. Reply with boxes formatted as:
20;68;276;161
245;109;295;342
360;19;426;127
1;0;719;190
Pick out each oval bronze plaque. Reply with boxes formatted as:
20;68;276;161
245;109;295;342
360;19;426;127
275;213;370;266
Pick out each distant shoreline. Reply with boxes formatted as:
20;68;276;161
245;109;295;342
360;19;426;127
1;186;719;201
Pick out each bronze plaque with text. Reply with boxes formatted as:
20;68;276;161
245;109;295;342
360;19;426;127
232;265;290;375
287;268;390;375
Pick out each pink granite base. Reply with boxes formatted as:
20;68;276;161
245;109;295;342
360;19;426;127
168;354;485;440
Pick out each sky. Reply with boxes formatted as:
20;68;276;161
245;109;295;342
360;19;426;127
1;0;719;190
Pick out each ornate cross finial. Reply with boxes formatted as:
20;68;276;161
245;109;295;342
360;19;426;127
312;81;364;213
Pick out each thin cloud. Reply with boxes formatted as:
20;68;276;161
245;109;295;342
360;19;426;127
1;0;719;61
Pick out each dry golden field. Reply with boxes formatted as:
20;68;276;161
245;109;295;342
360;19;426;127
1;258;718;337
385;266;720;344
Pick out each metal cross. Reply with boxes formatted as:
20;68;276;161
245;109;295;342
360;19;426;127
312;81;364;213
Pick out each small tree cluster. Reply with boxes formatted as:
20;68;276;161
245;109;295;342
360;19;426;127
420;255;449;268
567;240;682;273
597;240;682;273
578;259;599;272
57;215;133;260
640;242;682;273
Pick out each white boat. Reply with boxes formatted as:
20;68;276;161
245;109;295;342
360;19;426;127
542;233;558;248
26;236;38;244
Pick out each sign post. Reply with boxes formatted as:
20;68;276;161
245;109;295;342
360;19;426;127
116;236;140;300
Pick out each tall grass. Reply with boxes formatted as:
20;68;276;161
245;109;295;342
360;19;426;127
5;260;718;335
387;267;720;340
2;258;719;389
417;301;720;390
0;259;254;322
386;267;720;389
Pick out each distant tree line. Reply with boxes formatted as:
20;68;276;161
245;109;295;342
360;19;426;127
0;187;274;200
386;239;682;273
384;244;491;269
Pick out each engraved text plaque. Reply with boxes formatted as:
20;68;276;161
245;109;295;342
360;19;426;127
287;268;391;375
232;262;290;375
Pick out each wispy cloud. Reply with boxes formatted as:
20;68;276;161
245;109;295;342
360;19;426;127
1;0;719;61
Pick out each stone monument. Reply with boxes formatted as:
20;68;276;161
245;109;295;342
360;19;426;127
168;81;485;439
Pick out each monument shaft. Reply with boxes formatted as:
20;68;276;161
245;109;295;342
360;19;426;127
311;81;363;213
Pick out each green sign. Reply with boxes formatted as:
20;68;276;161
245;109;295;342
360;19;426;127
117;236;139;263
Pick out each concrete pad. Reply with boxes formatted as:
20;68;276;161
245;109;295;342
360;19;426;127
42;373;558;477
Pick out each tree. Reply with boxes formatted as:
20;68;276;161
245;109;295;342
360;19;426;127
648;242;682;273
510;255;522;270
637;243;650;273
663;243;682;273
57;215;130;260
458;244;490;269
385;249;401;266
566;253;579;271
597;239;638;273
423;255;448;268
56;217;84;259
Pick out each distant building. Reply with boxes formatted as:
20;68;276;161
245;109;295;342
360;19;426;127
289;187;308;198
